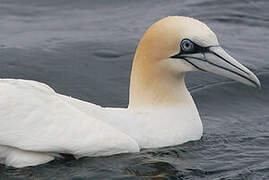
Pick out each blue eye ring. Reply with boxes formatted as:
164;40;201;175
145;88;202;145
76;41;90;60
180;39;194;52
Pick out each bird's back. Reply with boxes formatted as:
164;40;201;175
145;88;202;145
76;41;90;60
0;79;139;167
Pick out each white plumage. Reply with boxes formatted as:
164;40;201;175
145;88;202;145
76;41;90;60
0;16;260;167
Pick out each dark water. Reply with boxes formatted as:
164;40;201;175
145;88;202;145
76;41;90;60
0;0;269;179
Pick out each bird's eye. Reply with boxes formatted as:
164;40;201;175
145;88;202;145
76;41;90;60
180;39;194;52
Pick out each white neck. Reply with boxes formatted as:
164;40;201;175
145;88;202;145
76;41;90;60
120;51;202;147
101;57;203;148
129;75;194;108
122;70;202;147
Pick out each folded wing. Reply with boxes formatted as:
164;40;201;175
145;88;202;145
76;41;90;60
0;79;139;158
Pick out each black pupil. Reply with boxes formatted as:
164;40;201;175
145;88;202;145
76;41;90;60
184;42;189;48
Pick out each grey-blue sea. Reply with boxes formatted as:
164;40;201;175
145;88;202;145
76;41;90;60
0;0;269;179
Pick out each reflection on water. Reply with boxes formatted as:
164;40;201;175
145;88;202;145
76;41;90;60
0;0;269;179
125;161;180;179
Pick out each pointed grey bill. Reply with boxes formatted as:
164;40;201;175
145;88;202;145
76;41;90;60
179;47;261;88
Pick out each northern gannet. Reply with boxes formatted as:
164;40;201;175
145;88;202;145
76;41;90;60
0;16;260;168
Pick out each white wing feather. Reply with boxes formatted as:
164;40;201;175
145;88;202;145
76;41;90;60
0;79;139;158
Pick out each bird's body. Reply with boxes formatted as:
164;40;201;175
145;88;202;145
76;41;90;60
0;78;201;167
0;79;139;167
0;16;260;167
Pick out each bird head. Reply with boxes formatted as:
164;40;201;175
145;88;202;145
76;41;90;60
133;16;260;88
